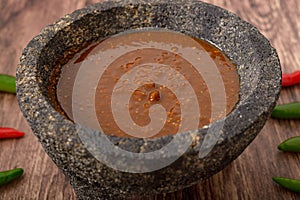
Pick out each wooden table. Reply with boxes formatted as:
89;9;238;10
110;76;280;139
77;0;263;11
0;0;300;199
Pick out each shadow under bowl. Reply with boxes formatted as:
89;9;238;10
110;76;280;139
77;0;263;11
16;0;281;199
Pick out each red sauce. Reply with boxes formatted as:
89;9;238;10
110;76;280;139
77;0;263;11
56;29;239;138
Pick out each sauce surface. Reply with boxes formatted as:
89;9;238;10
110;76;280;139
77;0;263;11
56;29;240;138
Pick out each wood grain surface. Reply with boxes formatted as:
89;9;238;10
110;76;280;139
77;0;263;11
0;0;300;199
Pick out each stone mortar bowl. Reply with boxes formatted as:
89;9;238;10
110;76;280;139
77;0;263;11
16;0;281;199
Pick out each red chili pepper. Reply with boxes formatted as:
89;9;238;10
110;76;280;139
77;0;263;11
0;128;24;139
282;71;300;87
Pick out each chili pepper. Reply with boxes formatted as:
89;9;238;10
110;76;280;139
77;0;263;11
0;168;23;187
277;136;300;152
271;102;300;119
0;127;24;139
282;70;300;87
272;177;300;193
0;74;16;94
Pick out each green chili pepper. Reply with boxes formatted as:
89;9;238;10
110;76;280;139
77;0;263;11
271;102;300;119
0;74;16;94
0;168;23;186
278;136;300;152
272;177;300;193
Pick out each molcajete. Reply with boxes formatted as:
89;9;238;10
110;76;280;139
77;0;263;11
16;0;281;199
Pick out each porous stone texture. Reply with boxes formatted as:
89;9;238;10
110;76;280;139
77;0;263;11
16;0;281;199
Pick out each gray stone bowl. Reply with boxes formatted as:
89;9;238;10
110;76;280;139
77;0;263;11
16;0;281;199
